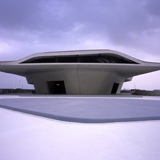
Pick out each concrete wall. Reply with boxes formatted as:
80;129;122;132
26;67;125;95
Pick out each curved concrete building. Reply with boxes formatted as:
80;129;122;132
0;49;160;95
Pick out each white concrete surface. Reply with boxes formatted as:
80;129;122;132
0;107;160;160
1;95;160;160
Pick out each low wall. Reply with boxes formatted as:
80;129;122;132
133;90;160;96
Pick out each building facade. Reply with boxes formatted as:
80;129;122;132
0;49;160;95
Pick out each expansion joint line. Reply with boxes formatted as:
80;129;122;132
77;65;81;94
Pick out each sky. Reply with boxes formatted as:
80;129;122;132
0;0;160;90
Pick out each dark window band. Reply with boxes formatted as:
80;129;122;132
21;54;138;64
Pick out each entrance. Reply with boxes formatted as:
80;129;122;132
47;81;66;94
111;83;119;94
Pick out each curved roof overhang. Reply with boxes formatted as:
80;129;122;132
17;49;142;64
0;49;160;79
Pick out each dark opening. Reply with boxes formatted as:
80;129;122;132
47;81;66;94
111;83;119;94
58;56;77;62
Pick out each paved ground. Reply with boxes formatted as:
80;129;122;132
0;95;160;123
1;95;160;160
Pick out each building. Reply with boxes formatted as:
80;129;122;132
0;49;160;95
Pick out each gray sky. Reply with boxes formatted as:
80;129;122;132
0;0;160;90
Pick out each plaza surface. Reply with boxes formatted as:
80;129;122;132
0;95;160;160
0;95;160;123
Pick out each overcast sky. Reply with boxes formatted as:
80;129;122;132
0;0;160;90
